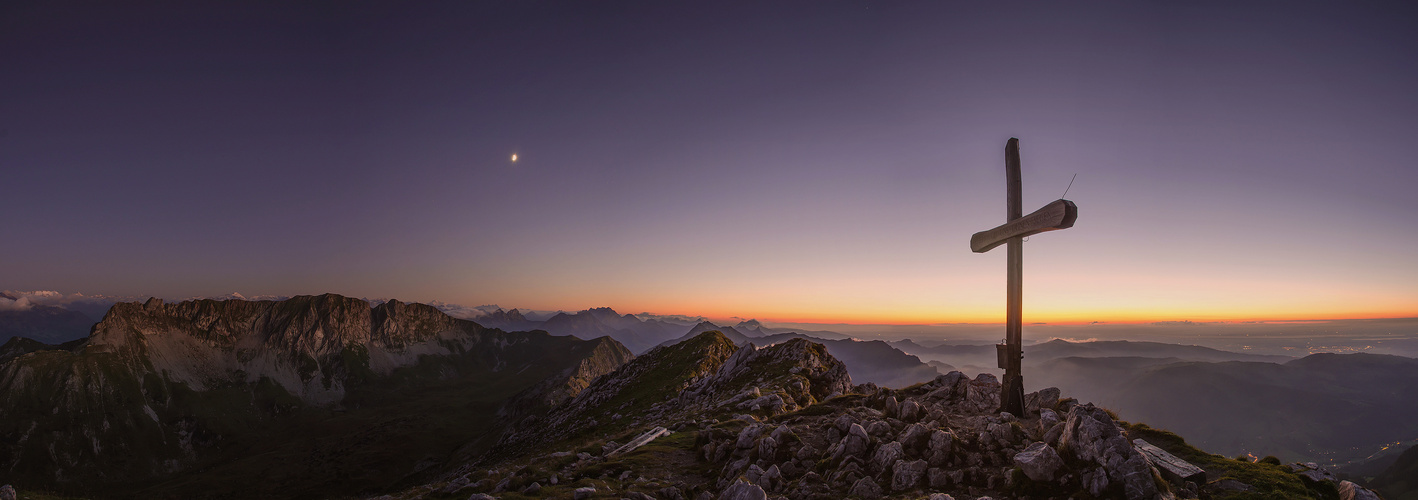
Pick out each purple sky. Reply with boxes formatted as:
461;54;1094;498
3;2;1416;323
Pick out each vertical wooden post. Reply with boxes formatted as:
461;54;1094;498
1002;138;1026;416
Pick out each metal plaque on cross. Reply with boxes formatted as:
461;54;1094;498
970;137;1077;416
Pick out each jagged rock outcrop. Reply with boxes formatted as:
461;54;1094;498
1058;403;1160;499
486;332;852;462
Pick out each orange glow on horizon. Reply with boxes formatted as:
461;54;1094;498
634;305;1418;327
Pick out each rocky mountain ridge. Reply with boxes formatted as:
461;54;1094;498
390;331;1378;500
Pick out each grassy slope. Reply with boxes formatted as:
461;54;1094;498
136;333;607;499
1370;443;1418;500
1125;422;1340;500
0;324;619;500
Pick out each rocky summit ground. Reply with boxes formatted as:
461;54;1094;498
372;331;1380;500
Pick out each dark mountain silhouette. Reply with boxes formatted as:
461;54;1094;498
471;306;688;353
1029;339;1292;363
682;321;750;342
734;318;853;340
1370;443;1418;500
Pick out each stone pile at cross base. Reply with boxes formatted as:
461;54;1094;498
697;375;1163;500
397;332;1381;500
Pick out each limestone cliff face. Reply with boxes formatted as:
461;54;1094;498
0;294;633;491
79;294;497;404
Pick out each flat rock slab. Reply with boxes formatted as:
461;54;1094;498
1133;438;1205;484
609;426;670;456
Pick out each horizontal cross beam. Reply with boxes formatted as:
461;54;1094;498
970;199;1078;253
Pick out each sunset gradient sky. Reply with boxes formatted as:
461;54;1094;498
3;2;1416;325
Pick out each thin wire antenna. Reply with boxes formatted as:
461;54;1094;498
1061;173;1077;199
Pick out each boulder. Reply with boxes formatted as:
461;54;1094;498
746;464;765;484
838;423;871;459
927;494;956;500
848;477;883;499
574;486;598;500
724;458;750;480
1082;468;1109;497
1013;442;1064;482
898;423;931;453
1338;480;1382;500
758;436;777;461
831;459;865;486
866;420;892;437
1038;408;1060;435
989;422;1019;445
927;467;951;488
961;373;1002;412
1058;404;1159;499
835;414;856;433
796;443;820;461
891;459;928;491
0;486;14;500
1293;462;1337;483
899;399;922;422
884;395;900;418
925;371;970;400
736;423;766;449
928;429;955;466
1042;421;1064;446
760;464;783;492
770;424;797;444
721;478;769;500
1026;387;1061;413
870;441;905;475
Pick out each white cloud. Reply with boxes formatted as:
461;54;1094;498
426;301;505;320
0;295;34;311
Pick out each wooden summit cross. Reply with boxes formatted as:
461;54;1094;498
970;138;1077;416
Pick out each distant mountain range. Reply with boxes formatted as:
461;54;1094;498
468;306;849;355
